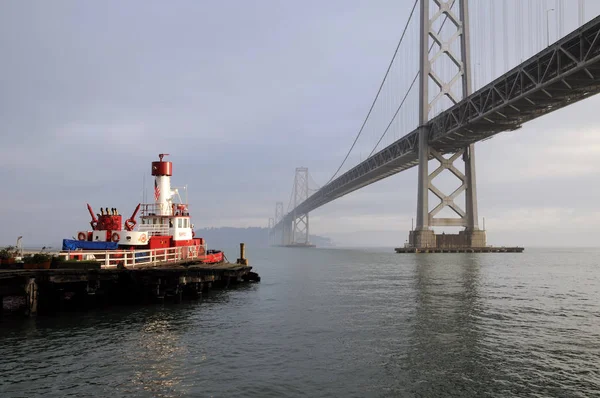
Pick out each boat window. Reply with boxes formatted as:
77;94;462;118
184;219;189;228
153;218;157;225
178;218;183;228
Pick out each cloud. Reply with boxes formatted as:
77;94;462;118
478;125;600;182
1;1;600;248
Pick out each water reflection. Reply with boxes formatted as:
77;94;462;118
121;313;190;398
2;248;598;397
408;254;499;396
0;302;202;398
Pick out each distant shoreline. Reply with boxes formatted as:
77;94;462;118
1;226;334;250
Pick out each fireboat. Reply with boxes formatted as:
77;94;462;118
61;154;224;267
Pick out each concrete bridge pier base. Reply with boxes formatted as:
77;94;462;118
466;230;486;248
408;229;487;250
409;230;436;248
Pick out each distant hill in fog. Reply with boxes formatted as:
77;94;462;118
195;227;333;248
9;227;332;251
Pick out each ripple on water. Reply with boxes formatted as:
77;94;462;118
1;248;600;397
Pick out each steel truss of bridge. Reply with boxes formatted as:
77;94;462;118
276;14;600;228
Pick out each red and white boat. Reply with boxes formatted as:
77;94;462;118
61;154;224;268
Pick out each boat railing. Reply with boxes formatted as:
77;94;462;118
58;244;208;269
140;203;190;217
137;224;171;236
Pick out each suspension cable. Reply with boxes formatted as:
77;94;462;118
308;171;321;191
324;0;419;185
366;0;457;158
367;72;419;158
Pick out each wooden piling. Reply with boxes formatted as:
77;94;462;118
237;243;248;266
25;278;38;316
0;261;259;316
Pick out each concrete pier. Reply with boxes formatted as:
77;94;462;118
274;243;316;248
401;230;522;253
0;262;260;316
395;246;524;253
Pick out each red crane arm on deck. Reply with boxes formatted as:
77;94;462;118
124;203;141;231
87;203;98;230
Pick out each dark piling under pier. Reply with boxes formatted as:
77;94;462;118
0;262;260;316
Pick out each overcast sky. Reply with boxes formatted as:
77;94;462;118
1;1;599;248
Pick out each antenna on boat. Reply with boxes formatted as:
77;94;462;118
16;236;23;257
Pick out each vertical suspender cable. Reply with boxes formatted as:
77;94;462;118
324;0;419;185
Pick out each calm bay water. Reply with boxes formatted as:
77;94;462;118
1;247;599;397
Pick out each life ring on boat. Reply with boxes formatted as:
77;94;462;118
111;232;120;242
77;232;87;241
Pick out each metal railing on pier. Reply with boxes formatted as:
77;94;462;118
59;244;207;269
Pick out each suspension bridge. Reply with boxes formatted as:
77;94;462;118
269;0;600;250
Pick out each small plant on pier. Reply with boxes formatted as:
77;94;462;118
22;253;53;264
0;246;18;261
21;253;53;269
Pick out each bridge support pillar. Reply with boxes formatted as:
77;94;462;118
292;213;310;246
268;217;275;246
409;229;436;249
411;125;437;248
409;144;486;248
407;0;487;250
466;230;486;247
271;202;285;247
283;220;293;246
286;167;314;247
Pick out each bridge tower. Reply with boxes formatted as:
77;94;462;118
410;0;486;248
291;167;311;246
274;201;284;245
268;217;275;246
